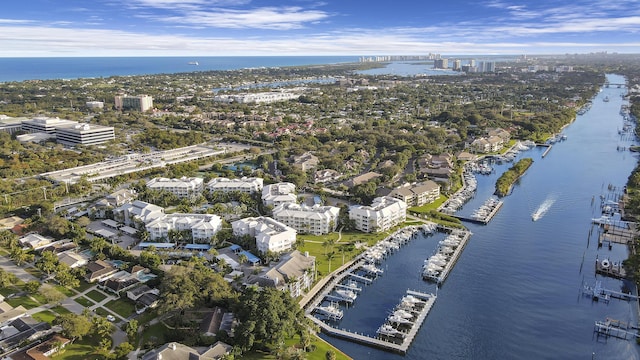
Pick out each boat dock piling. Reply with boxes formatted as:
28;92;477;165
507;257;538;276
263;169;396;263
582;281;638;302
453;199;503;225
423;229;472;284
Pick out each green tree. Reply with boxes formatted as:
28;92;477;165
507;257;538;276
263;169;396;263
55;313;92;340
55;263;80;288
36;250;59;275
113;342;134;359
10;246;34;266
24;280;40;294
0;268;18;288
123;319;139;342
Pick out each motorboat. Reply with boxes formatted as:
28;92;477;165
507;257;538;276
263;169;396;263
377;323;406;337
335;289;357;301
314;304;343;319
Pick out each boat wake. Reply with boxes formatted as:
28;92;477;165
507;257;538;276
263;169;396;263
532;197;556;221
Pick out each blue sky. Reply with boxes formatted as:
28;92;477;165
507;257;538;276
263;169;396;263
1;0;639;56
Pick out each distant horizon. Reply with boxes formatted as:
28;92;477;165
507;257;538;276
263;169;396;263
2;1;640;56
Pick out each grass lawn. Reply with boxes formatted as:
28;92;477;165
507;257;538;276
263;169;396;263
241;334;351;360
5;295;41;309
74;296;94;307
0;286;19;297
54;285;76;297
74;280;94;293
104;299;135;318
85;289;107;303
140;322;168;347
23;266;43;278
136;309;159;325
94;307;109;317
409;195;448;214
51;305;72;315
51;334;108;360
31;310;58;324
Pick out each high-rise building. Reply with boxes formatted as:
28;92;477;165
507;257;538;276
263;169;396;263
55;123;115;146
114;94;153;112
434;59;448;69
453;59;462;71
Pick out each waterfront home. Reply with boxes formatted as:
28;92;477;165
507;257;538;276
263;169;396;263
389;181;441;207
349;196;407;233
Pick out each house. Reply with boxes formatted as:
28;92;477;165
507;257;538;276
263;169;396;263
313;169;342;184
247;250;315;297
84;260;117;283
127;285;153;301
101;271;140;295
0;302;27;326
57;251;88;268
0;316;50;353
142;341;232;360
18;233;53;250
389;181;440;207
456;151;477;162
24;334;71;359
199;307;236;337
91;188;137;218
0;216;24;232
345;172;382;188
488;128;510;142
291;152;319;171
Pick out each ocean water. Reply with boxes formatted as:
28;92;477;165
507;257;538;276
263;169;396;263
320;74;640;359
0;56;359;82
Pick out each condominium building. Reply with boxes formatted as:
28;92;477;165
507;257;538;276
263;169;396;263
145;213;222;242
207;177;264;194
55;123;115;146
114;200;165;227
272;203;339;235
146;177;204;199
261;182;297;207
231;216;297;254
114;94;153;112
349;196;407;233
389;181;440;207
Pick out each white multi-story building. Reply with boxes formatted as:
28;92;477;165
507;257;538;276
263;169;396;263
207;177;264;194
262;182;297;207
349;196;407;233
213;91;301;104
55;123;115;146
272;203;340;235
145;213;222;242
146;177;204;199
114;200;165;227
389;181;440;207
231;216;297;254
115;94;153;112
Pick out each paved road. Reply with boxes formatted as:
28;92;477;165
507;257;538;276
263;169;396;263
0;255;38;284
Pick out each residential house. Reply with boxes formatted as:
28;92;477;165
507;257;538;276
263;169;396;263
349;196;407;233
389;181;440;207
247;250;315;297
18;233;53;250
57;251;88;268
0;302;27;326
313;169;342;184
0;316;51;354
24;335;70;359
291;152;319;171
231;216;297;254
271;203;339;235
142;341;232;360
90;188;137;218
200;307;236;337
84;260;117;283
345;172;382;188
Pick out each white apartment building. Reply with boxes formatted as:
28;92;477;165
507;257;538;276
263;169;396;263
145;213;222;242
114;200;165;227
146;177;204;199
349;196;407;233
389;181;440;207
115;94;153;112
213;91;301;104
272;203;340;235
231;216;297;254
207;177;264;194
262;182;297;207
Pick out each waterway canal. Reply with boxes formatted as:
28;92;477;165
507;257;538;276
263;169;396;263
324;74;640;359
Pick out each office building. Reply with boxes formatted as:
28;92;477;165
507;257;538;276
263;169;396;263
115;94;153;112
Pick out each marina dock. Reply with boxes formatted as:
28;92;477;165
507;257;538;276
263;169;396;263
423;228;472;285
453;198;503;225
540;144;553;158
308;290;437;354
594;318;640;340
582;281;638;302
595;258;627;279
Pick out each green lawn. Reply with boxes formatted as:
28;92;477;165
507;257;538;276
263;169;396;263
23;266;43;278
54;285;76;297
104;299;135;318
51;305;72;315
94;307;109;317
85;289;108;303
74;280;94;292
140;322;168;348
31;310;58;324
241;334;351;360
0;286;19;297
51;335;107;360
74;296;94;307
409;195;448;214
5;295;41;309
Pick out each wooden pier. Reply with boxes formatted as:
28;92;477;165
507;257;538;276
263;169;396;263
541;144;553;158
307;290;437;354
595;258;627;279
583;281;638;302
594;318;640;340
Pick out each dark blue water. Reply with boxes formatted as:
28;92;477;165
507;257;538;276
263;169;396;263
323;74;640;359
0;56;359;82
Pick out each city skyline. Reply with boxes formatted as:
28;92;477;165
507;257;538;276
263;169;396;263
1;0;640;57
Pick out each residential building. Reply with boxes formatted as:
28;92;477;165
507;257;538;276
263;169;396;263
86;101;104;109
0;316;51;354
91;188;137;218
55;123;115;146
213;91;301;104
349;196;407;233
272;203;339;235
314;169;342;184
57;251;89;268
291;152;319;171
248;250;316;297
231;216;296;254
434;58;448;69
18;233;53;250
261;182;297;207
145;213;222;242
142;341;232;360
470;136;505;153
114;200;165;227
389;181;440;207
146;177;204;199
488;128;511;142
207;177;264;194
345;172;382;188
114;94;153;112
84;260;117;283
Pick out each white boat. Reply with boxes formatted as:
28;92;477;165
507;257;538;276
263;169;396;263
401;295;424;305
335;289;357;301
361;263;384;275
377;324;406;337
188;61;199;65
427;256;447;267
387;314;413;325
393;309;414;319
315;304;343;319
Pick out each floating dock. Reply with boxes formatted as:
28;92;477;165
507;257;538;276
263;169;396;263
453;199;503;225
595;258;627;279
541;144;553;158
308;290;436;355
594;318;640;340
423;229;472;284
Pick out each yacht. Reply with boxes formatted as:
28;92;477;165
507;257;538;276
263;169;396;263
377;324;406;337
335;289;357;301
314;304;343;320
